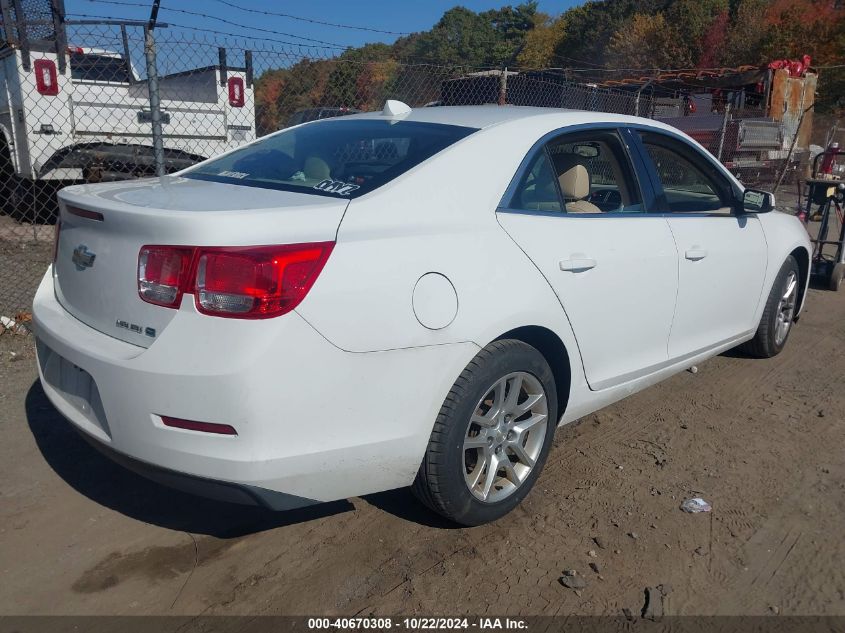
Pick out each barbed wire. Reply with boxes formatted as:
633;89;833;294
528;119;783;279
65;12;346;52
80;0;354;48
210;0;412;36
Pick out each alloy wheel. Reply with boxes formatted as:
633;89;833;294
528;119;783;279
463;371;548;503
775;270;798;346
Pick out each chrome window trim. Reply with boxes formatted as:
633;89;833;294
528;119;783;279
496;207;747;220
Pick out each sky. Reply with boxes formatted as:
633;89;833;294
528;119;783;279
62;0;583;51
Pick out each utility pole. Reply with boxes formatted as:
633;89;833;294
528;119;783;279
144;0;165;177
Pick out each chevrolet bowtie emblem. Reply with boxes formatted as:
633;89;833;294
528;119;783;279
72;245;96;270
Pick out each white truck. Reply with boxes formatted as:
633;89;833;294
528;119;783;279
1;1;255;216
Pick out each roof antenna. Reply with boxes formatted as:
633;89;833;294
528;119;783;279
382;100;412;117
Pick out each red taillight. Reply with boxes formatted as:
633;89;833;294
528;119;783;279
34;59;59;96
137;242;334;318
228;77;245;107
161;416;237;435
196;244;333;318
138;246;194;308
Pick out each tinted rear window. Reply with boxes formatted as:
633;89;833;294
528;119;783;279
184;119;477;199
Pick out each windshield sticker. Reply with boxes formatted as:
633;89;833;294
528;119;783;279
218;170;249;179
313;179;360;196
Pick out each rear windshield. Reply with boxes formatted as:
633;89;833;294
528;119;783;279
184;119;477;199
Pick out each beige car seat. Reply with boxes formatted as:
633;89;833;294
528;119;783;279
554;155;602;214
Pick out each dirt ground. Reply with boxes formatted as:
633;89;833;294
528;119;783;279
0;212;53;320
0;282;843;618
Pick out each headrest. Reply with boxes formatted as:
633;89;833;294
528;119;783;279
558;162;590;200
303;156;330;180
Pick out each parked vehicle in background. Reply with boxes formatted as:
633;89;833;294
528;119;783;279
33;103;811;525
0;0;255;216
285;107;362;127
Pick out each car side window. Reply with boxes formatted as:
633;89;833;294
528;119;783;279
546;131;643;214
508;129;643;214
639;132;734;214
512;152;564;213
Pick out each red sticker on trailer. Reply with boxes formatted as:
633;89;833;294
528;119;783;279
34;59;59;96
228;77;245;107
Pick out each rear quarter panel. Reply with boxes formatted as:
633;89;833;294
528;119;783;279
295;119;592;416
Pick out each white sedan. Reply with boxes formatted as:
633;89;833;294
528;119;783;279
33;102;810;525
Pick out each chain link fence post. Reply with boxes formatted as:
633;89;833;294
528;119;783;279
143;0;165;177
498;67;508;105
143;28;165;177
716;102;731;162
773;104;813;195
634;78;653;118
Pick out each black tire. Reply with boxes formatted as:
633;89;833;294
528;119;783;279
412;339;558;526
0;138;15;216
0;170;38;223
830;264;845;292
739;255;800;358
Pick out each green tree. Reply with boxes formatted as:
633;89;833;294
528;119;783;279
403;3;538;67
719;0;769;66
552;0;665;68
409;7;503;66
605;13;692;69
516;13;566;69
481;2;539;63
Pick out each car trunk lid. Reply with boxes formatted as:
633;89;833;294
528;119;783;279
54;176;348;347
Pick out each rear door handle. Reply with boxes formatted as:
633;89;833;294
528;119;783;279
559;256;597;272
685;248;708;261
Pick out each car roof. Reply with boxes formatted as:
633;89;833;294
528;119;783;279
349;104;680;134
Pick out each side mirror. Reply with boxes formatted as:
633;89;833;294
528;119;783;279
741;189;775;214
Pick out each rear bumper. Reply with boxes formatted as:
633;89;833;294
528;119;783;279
33;268;477;507
75;428;311;510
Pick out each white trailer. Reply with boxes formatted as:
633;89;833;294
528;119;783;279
1;2;255;214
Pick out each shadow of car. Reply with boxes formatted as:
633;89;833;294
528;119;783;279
25;380;353;538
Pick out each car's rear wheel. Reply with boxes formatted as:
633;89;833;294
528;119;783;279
740;255;800;358
413;339;557;526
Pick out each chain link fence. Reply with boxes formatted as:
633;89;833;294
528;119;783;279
1;1;839;334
